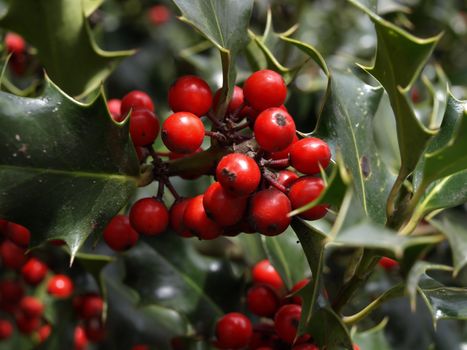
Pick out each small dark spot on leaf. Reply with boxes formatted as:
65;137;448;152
360;156;371;178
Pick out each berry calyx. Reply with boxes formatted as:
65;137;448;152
103;215;139;251
252;260;285;291
121;90;154;117
288;177;328;220
47;274;74;298
247;284;279;317
0;319;13;340
274;304;302;344
162;112;205;153
289;137;331;175
6;222;30;248
243;70;287;111
249;189;291;236
254;108;296;152
129;198;169;236
215;312;252;349
168;75;212;117
216;153;261;196
203;182;247;227
21;257;48;286
129;109;160;147
183;195;222;240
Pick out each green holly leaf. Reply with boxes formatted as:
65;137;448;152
353;319;391;350
123;236;244;334
261;226;309;290
171;0;254;116
0;0;133;96
83;0;104;16
0;78;140;257
307;307;353;350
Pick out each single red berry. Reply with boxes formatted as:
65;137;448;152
19;296;44;318
252;260;284;291
248;323;278;349
148;5;171;25
107;98;122;122
6;222;30;248
79;294;104;320
213;86;244;113
103;215;139;251
0;279;24;305
132;345;150;350
120;90;154;117
162;112;205;153
183;195;222;240
292;344;319;350
0;219;8;235
5;32;25;54
290;279;310;305
216;153;261;196
74;325;89;350
379;257;399;270
247;284;279;317
215;312;252;349
0;319;13;340
254;108;296;152
249;189;291;236
37;324;52;343
290;137;331;175
288;177;328;220
83;317;106;342
47;274;74;298
169;198;193;238
168;75;212;117
135;146;148;162
16;313;40;334
203;182;247;227
21;257;48;286
129;198;169;236
270;134;298;165
274;304;302;344
129;109;160;147
243;70;287;112
0;240;27;269
353;344;360;350
276;170;299;190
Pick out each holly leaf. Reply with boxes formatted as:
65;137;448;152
122;236;244;334
0;0;133;96
171;0;254;116
353;319;391;350
0;77;140;258
307;307;353;350
83;0;104;16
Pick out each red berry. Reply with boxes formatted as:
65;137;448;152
16;313;40;334
19;296;44;318
274;304;302;344
37;324;52;343
379;257;399;270
244;70;287;112
5;32;25;54
270;134;298;165
248;323;278;349
121;90;154;117
162;112;205;153
132;345;150;350
288;177;328;220
148;5;171;25
290;137;331;175
290;279;310;305
242;105;260;125
168;75;212;116
276;170;299;190
74;325;89;350
247;284;279;317
169;198;193;238
0;279;24;305
129;109;160;147
215;312;252;349
293;344;319;350
213;86;244;113
5;222;30;248
353;344;360;350
254;108;296;152
0;240;26;269
21;257;48;286
252;260;284;291
203;182;247;227
129;198;169;236
83;317;106;342
47;274;74;298
107;98;122;121
103;215;139;251
0;219;8;235
249;189;291;236
216;153;261;196
79;294;104;320
0;319;13;340
183;195;222;240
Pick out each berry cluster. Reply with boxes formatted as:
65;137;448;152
211;259;360;350
104;69;332;250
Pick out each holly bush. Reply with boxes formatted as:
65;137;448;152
0;0;466;349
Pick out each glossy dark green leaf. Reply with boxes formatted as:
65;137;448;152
83;0;104;16
307;307;353;350
0;0;133;96
0;78;140;256
261;226;309;289
353;319;391;350
123;235;244;333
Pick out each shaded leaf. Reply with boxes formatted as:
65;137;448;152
307;307;353;350
83;0;104;16
353;319;391;350
0;78;139;257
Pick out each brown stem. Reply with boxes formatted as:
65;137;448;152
205;111;223;128
263;172;286;193
167;146;228;178
164;178;180;200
